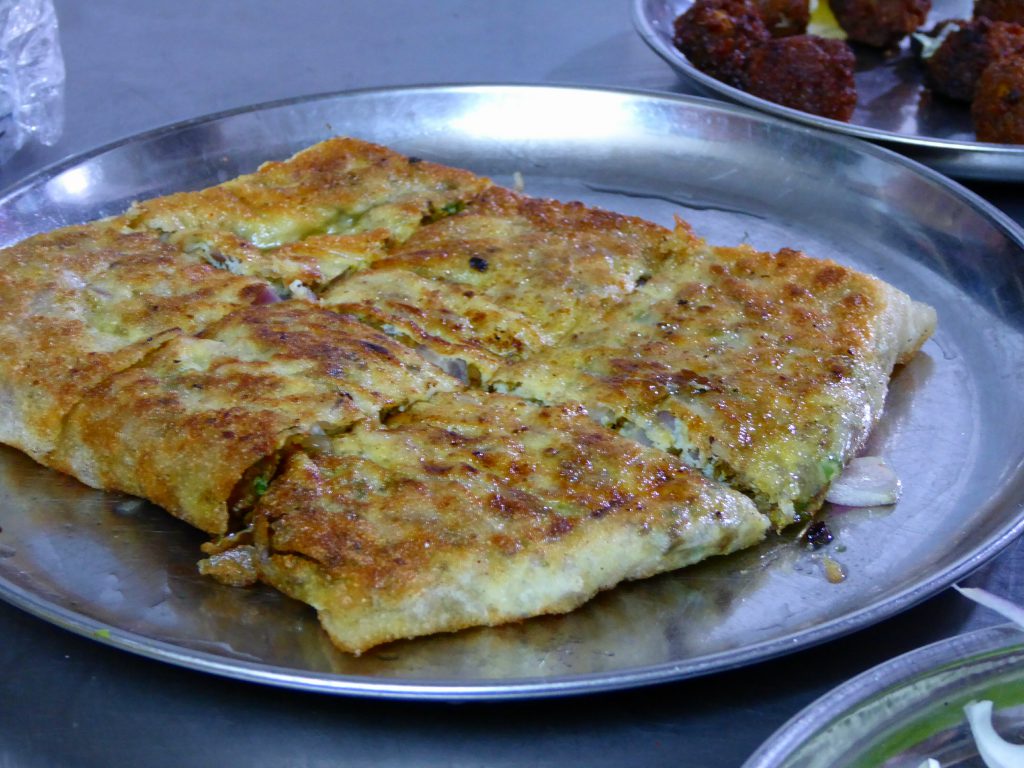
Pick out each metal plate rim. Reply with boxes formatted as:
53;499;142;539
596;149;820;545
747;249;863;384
5;81;1024;239
741;622;1024;767
2;83;1024;700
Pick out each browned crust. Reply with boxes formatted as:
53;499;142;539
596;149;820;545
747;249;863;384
246;391;767;652
374;186;673;342
54;301;461;534
494;223;935;527
0;223;271;462
121;137;492;290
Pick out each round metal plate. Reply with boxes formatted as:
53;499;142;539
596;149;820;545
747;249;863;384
0;84;1023;700
633;0;1024;181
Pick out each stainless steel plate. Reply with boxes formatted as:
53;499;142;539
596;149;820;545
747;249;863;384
0;84;1023;700
744;623;1024;767
633;0;1024;180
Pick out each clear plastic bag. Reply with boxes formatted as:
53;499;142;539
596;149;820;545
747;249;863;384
0;0;64;164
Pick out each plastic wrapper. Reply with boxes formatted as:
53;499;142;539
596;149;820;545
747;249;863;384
0;0;64;164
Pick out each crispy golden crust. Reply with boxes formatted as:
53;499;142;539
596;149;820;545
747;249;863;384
375;186;673;342
244;391;767;653
0;223;271;462
318;188;673;382
121;137;492;291
54;301;461;534
495;223;935;528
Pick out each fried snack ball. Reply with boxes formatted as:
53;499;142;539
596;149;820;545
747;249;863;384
829;0;932;48
745;35;858;120
972;56;1024;142
975;0;1024;24
758;0;811;37
673;0;771;87
925;17;1024;101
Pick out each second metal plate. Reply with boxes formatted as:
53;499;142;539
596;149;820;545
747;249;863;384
633;0;1024;180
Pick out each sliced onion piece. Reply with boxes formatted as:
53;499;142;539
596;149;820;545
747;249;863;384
964;700;1024;768
825;456;902;507
913;22;960;61
916;759;941;768
954;586;1024;631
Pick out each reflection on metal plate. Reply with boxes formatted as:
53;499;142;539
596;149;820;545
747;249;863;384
633;0;1024;180
0;85;1023;700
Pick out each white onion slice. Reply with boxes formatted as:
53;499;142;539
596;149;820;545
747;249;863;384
825;456;902;507
913;22;961;62
287;279;317;302
964;700;1024;768
953;586;1024;631
916;759;941;768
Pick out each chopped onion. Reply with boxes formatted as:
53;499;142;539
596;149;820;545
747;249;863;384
416;346;470;383
953;586;1024;631
916;760;941;768
287;280;317;302
964;700;1024;768
252;284;281;305
825;456;901;507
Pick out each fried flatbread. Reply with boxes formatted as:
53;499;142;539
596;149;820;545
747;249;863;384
54;301;461;534
214;391;767;653
121;137;492;293
0;136;938;654
0;224;272;463
494;222;936;528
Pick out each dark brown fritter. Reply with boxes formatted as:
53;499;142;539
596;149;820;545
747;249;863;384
975;0;1024;24
972;56;1024;143
829;0;932;48
758;0;810;37
745;35;858;120
673;0;771;87
925;17;1024;101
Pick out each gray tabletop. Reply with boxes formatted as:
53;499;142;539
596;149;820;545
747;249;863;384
1;2;1022;766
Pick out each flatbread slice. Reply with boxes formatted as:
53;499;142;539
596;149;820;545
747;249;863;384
54;301;462;534
0;223;273;463
364;186;673;342
120;137;492;293
494;222;937;528
208;390;767;653
317;187;674;381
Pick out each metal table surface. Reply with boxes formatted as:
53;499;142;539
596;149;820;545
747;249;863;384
1;2;1022;766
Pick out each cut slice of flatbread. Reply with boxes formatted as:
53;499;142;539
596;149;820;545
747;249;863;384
0;223;273;463
319;186;674;379
320;267;541;383
371;187;671;336
120;137;492;293
209;390;767;654
494;222;937;528
54;301;462;534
